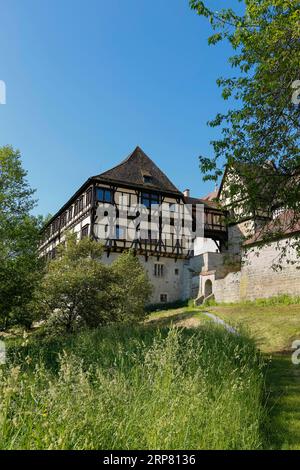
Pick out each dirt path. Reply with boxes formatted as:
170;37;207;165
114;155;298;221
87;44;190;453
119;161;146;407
201;311;238;334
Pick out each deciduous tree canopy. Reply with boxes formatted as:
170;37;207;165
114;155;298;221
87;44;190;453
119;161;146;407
190;1;300;250
0;146;42;328
34;234;152;334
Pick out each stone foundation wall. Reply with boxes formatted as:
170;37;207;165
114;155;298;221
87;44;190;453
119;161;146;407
211;239;300;302
239;240;300;300
214;272;241;303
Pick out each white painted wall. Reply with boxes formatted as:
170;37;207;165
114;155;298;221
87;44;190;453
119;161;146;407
193;236;219;256
101;252;187;305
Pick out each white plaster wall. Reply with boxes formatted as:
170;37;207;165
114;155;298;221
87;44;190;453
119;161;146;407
194;237;219;256
101;253;187;304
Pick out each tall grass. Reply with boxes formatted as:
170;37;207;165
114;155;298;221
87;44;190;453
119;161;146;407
0;324;265;450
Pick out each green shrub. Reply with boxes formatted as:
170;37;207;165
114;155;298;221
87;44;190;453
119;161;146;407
33;235;152;333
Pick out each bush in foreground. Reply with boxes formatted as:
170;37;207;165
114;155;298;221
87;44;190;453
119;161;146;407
34;235;152;333
1;324;265;449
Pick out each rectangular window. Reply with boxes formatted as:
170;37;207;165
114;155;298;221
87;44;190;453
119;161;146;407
142;196;151;208
78;196;84;212
175;268;179;275
74;200;79;216
116;226;125;239
61;212;67;228
97;187;112;203
141;192;159;208
68;206;73;221
154;263;164;277
53;218;60;233
81;225;89;239
86;188;92;205
160;293;168;303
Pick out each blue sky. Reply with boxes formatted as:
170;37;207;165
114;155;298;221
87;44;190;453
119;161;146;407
0;0;239;216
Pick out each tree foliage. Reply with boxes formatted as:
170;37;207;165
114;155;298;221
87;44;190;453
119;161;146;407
34;234;152;334
111;250;153;323
0;146;42;329
190;0;300;249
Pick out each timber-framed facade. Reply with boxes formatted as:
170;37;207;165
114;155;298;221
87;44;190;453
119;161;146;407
39;146;227;304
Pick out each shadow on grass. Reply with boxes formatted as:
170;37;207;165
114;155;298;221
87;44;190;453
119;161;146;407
146;310;199;327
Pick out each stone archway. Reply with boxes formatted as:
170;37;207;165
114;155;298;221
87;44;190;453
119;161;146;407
204;279;213;298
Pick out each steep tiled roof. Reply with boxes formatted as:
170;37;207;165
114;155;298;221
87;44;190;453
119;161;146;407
202;188;219;202
185;195;219;209
94;146;182;195
244;210;300;246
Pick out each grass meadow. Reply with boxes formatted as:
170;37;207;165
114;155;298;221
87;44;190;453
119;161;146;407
0;323;265;450
201;297;300;450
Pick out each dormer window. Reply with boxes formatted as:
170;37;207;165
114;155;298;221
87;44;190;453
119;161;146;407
142;171;152;184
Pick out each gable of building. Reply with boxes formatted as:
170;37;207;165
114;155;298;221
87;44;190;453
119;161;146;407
94;146;182;196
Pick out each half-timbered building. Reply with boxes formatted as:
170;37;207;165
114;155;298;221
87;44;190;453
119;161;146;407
39;146;226;304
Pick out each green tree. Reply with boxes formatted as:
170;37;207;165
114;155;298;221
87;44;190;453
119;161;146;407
111;250;152;323
0;146;42;329
190;0;300;251
35;235;151;334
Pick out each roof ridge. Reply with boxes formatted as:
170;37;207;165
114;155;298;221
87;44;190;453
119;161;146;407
92;146;138;179
93;146;182;194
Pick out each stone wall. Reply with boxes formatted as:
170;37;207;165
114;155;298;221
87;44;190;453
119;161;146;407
239;240;300;300
214;272;241;303
191;240;300;302
212;238;300;302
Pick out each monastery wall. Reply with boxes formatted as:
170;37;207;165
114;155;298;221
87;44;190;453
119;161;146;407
209;239;300;302
238;240;300;300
